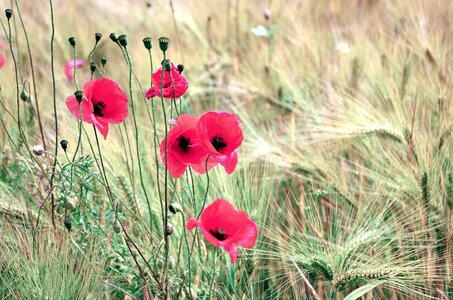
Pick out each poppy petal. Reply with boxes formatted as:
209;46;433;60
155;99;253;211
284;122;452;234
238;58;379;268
224;244;238;264
186;218;199;230
66;95;94;123
220;152;238;174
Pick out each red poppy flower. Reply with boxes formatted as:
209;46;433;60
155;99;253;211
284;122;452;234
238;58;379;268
192;112;244;174
66;78;128;139
160;114;208;178
145;62;188;99
64;59;84;84
187;199;258;264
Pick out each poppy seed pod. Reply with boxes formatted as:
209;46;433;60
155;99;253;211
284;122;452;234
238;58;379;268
109;32;118;43
68;37;76;47
95;32;102;43
143;37;152;50
32;145;45;156
5;9;12;20
158;37;169;52
64;218;72;231
101;56;107;67
177;64;184;74
118;35;128;47
60;139;68;151
169;202;182;214
90;62;97;73
74;91;83;103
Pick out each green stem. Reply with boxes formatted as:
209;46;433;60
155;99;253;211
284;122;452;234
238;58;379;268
14;0;46;148
48;0;58;229
123;46;154;231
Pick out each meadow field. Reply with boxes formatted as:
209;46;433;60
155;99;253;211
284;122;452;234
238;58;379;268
0;0;451;299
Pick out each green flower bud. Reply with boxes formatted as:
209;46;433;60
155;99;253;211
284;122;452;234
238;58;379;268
74;91;83;103
5;9;12;20
95;32;102;43
109;32;118;43
90;62;97;73
60;139;68;152
68;37;76;47
101;56;107;66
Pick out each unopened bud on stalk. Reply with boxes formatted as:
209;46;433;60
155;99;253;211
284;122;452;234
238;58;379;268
101;56;107;67
158;37;169;53
109;32;118;43
142;37;152;50
20;89;29;102
118;34;128;47
162;59;171;72
68;37;76;47
32;145;45;156
90;62;97;73
95;32;102;43
169;202;182;214
177;64;184;74
60;139;68;152
74;91;83;103
64;218;72;231
165;223;174;236
5;9;12;20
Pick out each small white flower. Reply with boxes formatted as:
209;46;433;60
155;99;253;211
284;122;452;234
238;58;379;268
335;41;352;54
251;25;270;37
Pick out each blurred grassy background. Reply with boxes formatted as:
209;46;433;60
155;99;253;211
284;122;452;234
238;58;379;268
0;0;452;299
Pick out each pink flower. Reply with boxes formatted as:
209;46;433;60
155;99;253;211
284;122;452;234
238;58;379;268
64;59;84;84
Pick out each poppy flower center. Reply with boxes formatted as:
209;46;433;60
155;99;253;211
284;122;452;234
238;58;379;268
176;136;191;153
93;101;106;117
211;134;227;152
210;228;228;241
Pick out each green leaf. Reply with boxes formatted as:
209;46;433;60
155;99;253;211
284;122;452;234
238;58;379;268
344;282;384;300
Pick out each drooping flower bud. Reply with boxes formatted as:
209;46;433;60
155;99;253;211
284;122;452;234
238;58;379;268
177;64;184;74
109;32;118;43
118;34;128;47
95;32;102;43
60;139;68;152
142;37;152;50
158;37;170;53
32;145;45;156
169;202;182;214
20;89;29;102
5;9;12;20
74;91;83;103
68;37;76;47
